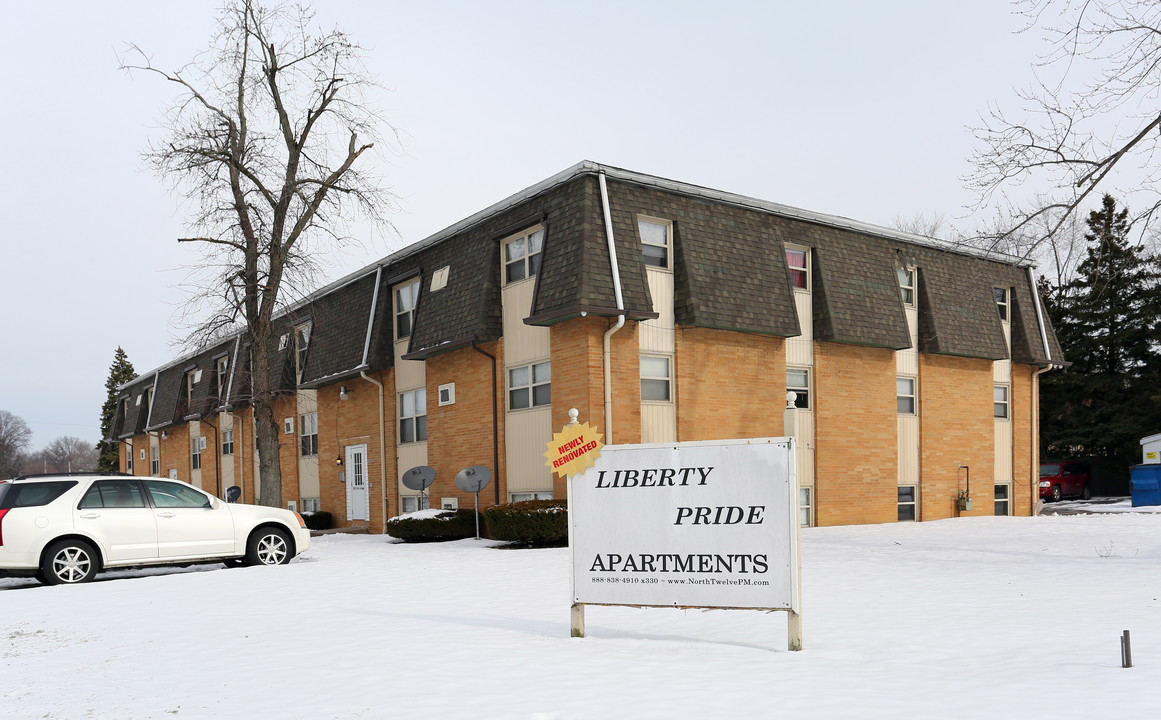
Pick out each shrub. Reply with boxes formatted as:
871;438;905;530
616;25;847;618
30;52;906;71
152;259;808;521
483;499;568;545
385;508;484;542
301;511;332;531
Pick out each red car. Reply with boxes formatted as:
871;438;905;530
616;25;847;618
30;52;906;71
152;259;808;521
1039;462;1092;502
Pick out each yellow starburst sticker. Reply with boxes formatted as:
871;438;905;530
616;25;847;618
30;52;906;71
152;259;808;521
544;421;604;479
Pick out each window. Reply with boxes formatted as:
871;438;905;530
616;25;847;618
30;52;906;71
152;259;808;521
441;497;459;510
1;481;78;509
191;437;202;470
395;278;420;339
504;227;544;284
897;377;916;414
150;445;160;476
184;369;197;410
144;480;212;509
80;480;145;509
399;389;427;443
509;361;551;410
438;382;455;406
786;247;809;290
214;356;229;402
786;368;810;409
638;219;670;269
125;446;133;474
898;486;917;521
299;412;318;456
302;497;321;513
994;385;1010;419
898;267;916;306
994;484;1010;516
511;492;554;502
294;322;312;383
799;487;812;527
640;355;672;402
221;429;234;456
995;287;1009;322
401;495;430;513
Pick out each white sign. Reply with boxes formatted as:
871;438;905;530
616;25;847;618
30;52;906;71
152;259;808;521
569;438;798;610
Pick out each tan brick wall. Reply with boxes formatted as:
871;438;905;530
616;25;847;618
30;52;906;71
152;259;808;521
159;428;189;482
814;342;898;526
919;354;994;520
425;340;506;513
675;327;786;441
196;421;222;497
1011;363;1035;517
273;395;301;511
551;317;610;497
610;321;642;445
315;371;392;531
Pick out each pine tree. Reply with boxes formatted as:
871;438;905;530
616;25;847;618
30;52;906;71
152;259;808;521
1040;195;1161;471
97;347;136;472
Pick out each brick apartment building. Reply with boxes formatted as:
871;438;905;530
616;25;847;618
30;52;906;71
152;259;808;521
109;161;1064;530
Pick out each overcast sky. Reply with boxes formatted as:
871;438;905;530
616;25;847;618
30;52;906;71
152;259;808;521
0;1;1043;451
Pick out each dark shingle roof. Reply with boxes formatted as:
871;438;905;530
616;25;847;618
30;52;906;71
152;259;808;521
299;273;381;387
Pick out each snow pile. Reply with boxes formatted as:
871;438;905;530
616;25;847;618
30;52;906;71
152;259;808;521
3;513;1160;719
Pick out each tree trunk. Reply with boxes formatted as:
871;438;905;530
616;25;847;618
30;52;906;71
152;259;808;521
251;328;284;508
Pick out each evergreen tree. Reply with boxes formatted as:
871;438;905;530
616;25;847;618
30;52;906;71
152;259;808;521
97;347;136;472
1040;195;1161;472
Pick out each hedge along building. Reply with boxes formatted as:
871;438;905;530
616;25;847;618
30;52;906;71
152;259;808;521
108;161;1064;531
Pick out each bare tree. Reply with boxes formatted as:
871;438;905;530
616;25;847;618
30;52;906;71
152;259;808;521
40;436;100;474
891;212;953;242
0;410;33;479
122;1;395;506
967;0;1161;257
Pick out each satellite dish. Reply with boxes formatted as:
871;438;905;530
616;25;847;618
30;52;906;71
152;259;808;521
226;486;241;503
401;466;436;492
454;465;492;494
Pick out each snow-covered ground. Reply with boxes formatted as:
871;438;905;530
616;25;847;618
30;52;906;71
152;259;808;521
3;511;1160;719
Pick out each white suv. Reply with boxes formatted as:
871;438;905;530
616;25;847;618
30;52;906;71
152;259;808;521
0;473;311;585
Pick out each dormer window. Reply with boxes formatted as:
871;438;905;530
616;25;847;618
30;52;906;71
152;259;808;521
214;356;229;403
898;267;916;306
638;219;670;269
786;247;809;290
395;278;420;340
994;287;1009;322
294;322;312;383
503;227;543;284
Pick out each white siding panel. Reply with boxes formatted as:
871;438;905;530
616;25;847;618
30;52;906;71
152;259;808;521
296;390;320;500
897;415;920;487
796;410;815;488
502;280;550;366
994;420;1013;484
787;292;813;367
897;305;919;376
505;407;553;492
395;339;426;391
641;269;674;353
396;442;429;496
641;403;677;444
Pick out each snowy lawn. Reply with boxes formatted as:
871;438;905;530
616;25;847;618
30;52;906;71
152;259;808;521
3;513;1160;719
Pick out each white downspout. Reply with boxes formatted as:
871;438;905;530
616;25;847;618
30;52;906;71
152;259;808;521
599;172;626;443
360;266;388;530
1028;266;1055;516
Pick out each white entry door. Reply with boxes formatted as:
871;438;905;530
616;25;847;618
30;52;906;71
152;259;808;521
345;444;369;521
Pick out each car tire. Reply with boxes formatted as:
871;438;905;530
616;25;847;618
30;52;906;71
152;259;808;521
41;539;99;585
223;558;245;568
1082;484;1091;500
245;527;292;566
1051;485;1062;502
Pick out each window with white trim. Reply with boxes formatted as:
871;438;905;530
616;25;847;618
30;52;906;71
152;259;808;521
640;355;672;402
995;287;1009;322
150;445;160;477
898;485;917;521
994;385;1010;419
508;361;551;410
214;355;229;403
503;227;544;284
785;247;809;290
399;388;427;443
299;412;318;456
994;484;1010;516
799;487;812;528
125;445;133;474
221;429;234;456
395;278;420;340
184;369;197;411
897;377;917;415
302;497;321;513
787;368;810;409
294;322;312;383
438;383;455;406
191;436;202;470
401;495;430;514
898;267;916;306
638;218;670;269
511;492;554;502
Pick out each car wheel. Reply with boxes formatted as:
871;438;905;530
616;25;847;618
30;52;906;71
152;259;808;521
1082;484;1091;500
1051;485;1062;502
245;527;292;566
41;539;99;585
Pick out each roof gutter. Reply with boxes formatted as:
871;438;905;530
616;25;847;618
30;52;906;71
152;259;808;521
599;171;626;443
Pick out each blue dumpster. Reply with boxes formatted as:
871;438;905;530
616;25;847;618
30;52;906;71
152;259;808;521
1129;465;1161;507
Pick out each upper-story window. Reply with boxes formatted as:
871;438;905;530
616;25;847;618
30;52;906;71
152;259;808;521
786;368;810;409
897;377;917;414
294;322;312;383
786;247;809;290
898;267;916;306
638;219;670;269
299;411;318;456
395;278;420;340
399;389;427;443
184;369;197;413
509;361;551;410
504;227;543;284
214;355;229;403
995;287;1009;322
640;355;672;401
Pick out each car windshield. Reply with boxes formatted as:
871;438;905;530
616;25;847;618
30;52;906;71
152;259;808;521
1039;463;1062;476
